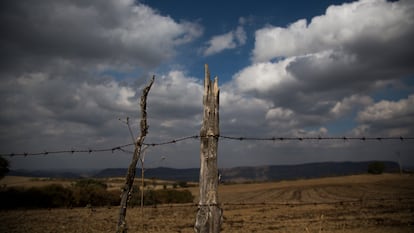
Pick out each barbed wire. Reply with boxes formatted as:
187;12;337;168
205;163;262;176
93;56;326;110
219;135;414;141
1;135;413;157
127;196;414;209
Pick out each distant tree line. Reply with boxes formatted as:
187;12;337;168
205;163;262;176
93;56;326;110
367;161;385;175
0;179;193;209
0;156;9;179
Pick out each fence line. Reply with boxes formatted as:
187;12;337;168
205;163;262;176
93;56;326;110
1;135;413;157
122;196;414;209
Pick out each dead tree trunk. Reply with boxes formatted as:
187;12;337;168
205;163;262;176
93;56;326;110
117;76;155;233
195;64;222;233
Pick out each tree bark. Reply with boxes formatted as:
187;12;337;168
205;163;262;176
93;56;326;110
117;76;155;233
195;64;222;233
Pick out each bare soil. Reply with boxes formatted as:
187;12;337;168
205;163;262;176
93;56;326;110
1;174;413;232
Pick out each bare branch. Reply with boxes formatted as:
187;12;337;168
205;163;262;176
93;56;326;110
118;117;136;144
117;75;155;233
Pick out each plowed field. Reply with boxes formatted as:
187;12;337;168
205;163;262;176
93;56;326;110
1;174;413;232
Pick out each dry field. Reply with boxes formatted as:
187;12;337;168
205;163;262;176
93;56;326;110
0;176;192;191
1;174;413;232
0;176;74;188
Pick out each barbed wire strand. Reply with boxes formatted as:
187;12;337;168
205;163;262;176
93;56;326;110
1;135;413;157
219;135;414;141
122;196;414;209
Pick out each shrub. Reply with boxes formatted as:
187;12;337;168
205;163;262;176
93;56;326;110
0;179;120;209
0;187;26;209
0;185;73;209
178;181;188;188
70;178;119;206
368;161;385;174
0;156;9;179
42;184;74;207
73;179;107;189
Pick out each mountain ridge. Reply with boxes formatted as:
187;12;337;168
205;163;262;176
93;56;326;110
8;161;400;182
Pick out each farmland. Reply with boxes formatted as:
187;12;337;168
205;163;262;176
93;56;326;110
1;174;413;232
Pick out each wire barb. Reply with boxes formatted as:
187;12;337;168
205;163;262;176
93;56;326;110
1;135;413;157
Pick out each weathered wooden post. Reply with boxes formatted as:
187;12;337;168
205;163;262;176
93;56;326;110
195;64;222;233
117;76;154;233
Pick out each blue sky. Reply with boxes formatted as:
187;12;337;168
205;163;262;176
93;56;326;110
146;0;356;81
0;0;413;170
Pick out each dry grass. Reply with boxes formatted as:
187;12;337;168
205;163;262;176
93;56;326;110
0;176;74;188
1;174;413;232
0;176;191;191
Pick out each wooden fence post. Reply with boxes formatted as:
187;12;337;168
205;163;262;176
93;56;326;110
195;64;222;233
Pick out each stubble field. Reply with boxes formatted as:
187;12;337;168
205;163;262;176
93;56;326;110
1;174;413;232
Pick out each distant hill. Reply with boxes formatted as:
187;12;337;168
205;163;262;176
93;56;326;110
8;169;96;179
9;161;399;182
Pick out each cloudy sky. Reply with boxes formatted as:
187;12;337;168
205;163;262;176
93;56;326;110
1;0;413;170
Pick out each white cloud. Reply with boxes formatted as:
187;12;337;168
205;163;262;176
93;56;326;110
227;0;414;133
232;58;295;94
330;95;373;117
0;69;206;168
265;107;298;129
234;26;247;45
149;70;203;108
203;32;237;56
253;0;414;62
357;95;414;122
202;26;246;56
265;107;294;121
80;81;137;112
350;95;414;137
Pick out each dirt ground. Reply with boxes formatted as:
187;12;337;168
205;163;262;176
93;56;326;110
1;174;413;232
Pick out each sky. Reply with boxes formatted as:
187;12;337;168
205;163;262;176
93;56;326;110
1;0;413;170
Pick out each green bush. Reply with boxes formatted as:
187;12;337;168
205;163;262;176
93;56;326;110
126;185;142;207
0;178;193;209
71;179;117;206
42;184;74;207
73;179;107;189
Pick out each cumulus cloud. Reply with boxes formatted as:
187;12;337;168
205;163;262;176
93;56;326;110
265;107;298;129
0;68;206;168
0;0;205;169
355;95;414;136
229;0;414;134
220;87;271;135
253;0;414;62
232;59;295;94
357;95;414;122
147;71;203;136
330;95;373;117
0;0;203;135
1;0;413;169
0;0;202;72
202;25;246;56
